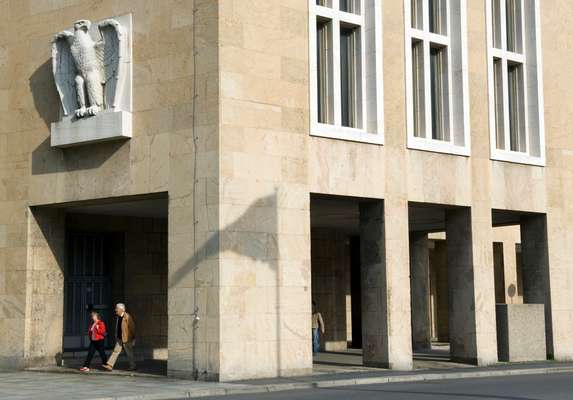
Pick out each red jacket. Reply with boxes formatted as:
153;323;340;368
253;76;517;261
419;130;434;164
88;320;107;341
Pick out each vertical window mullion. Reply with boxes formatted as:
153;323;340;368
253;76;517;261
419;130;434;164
332;17;342;127
519;0;529;153
411;38;426;138
423;40;433;140
493;58;505;149
348;29;356;127
501;57;511;151
446;1;453;143
359;8;367;130
316;20;331;124
430;46;441;140
340;26;358;128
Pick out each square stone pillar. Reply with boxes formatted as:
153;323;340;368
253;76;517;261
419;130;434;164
359;200;412;370
446;207;497;365
24;208;66;366
410;232;431;352
520;214;553;358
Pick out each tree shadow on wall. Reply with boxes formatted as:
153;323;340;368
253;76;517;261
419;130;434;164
169;191;297;378
29;59;126;175
169;193;280;288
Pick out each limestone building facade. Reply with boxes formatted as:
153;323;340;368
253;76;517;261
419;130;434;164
0;0;572;382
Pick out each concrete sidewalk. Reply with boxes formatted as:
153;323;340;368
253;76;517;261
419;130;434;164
3;361;573;400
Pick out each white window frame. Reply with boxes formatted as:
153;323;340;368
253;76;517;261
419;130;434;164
486;0;545;166
309;0;384;144
404;0;471;156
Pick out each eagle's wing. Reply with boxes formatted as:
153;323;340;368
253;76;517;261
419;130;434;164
52;31;76;116
97;19;124;109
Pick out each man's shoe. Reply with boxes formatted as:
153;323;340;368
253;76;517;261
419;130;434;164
127;366;137;371
102;364;113;371
79;367;90;372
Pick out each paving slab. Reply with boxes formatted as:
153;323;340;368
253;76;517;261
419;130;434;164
3;361;573;400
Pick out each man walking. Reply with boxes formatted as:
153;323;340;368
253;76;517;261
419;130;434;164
312;301;325;354
102;303;136;371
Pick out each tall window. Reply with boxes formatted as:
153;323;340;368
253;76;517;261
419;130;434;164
488;0;545;165
310;0;384;144
405;0;469;155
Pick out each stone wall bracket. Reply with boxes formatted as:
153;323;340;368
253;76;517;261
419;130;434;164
50;110;132;148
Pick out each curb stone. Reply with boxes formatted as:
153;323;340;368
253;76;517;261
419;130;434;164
84;365;573;399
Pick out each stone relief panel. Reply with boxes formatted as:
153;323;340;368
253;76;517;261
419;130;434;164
50;14;132;148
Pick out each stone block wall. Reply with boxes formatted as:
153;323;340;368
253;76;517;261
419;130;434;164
125;218;168;359
1;0;573;381
216;0;311;381
496;304;546;362
0;0;216;373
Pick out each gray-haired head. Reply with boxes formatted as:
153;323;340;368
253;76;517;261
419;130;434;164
115;303;126;316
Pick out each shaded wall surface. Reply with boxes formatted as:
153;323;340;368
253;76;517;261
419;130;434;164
66;214;168;359
311;228;350;351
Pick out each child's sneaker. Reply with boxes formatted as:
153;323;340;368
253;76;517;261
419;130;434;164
79;367;90;372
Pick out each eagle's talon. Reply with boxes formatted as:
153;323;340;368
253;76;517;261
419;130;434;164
75;107;87;118
87;105;100;116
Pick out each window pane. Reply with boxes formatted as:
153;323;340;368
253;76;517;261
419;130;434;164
508;63;526;152
493;58;505;149
340;0;359;13
492;0;503;49
411;0;423;29
506;0;522;53
412;40;426;137
429;0;446;35
317;20;332;124
316;0;329;6
340;27;358;127
430;46;449;141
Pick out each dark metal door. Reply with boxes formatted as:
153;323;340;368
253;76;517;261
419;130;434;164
63;233;113;350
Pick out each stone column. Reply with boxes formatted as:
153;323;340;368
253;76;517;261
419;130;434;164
24;208;66;366
446;207;497;365
216;0;312;380
520;214;553;358
360;200;412;370
167;0;221;380
410;232;431;352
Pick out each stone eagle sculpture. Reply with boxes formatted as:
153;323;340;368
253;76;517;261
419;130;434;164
52;19;125;118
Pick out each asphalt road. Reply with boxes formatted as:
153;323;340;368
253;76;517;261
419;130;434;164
201;372;573;400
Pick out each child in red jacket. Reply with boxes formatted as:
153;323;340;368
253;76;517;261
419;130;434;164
80;311;108;372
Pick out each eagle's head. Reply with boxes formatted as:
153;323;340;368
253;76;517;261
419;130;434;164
73;19;91;32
